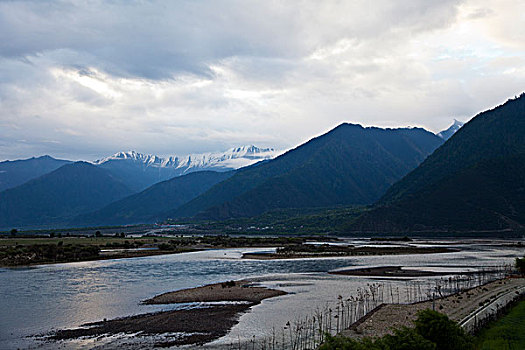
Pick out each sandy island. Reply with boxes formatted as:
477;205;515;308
48;280;286;348
330;265;503;277
242;246;455;260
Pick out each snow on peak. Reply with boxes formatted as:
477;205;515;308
93;151;168;166
437;119;465;140
93;146;280;172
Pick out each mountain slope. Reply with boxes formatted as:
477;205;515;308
0;155;71;192
75;170;234;226
168;124;444;220
95;146;277;191
0;162;133;229
353;94;525;232
382;94;525;204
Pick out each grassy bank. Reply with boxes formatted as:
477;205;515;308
475;300;525;349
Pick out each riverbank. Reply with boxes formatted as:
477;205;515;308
47;280;286;347
340;277;525;339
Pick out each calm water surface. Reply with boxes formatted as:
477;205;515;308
0;240;522;349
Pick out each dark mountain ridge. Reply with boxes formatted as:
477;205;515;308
167;123;444;220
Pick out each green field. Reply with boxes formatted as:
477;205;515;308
475;300;525;350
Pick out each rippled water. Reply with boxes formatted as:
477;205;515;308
0;240;522;349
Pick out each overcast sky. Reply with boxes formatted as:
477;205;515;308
1;0;524;161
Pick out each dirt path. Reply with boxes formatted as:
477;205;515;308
340;277;525;339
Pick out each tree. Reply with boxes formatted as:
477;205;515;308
10;228;17;236
414;310;473;350
516;256;525;275
318;334;381;350
95;230;102;237
380;327;436;350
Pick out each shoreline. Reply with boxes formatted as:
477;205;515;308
47;280;287;348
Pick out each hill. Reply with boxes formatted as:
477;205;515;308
167;123;444;220
75;170;234;226
0;155;71;192
0;162;133;229
352;94;525;232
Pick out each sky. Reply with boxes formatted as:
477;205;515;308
1;0;524;161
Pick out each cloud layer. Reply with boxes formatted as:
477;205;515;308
1;0;524;160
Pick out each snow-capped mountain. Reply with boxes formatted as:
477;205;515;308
437;119;464;140
94;146;280;192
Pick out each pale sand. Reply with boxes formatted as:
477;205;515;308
143;280;287;304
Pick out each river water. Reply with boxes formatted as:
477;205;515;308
0;239;522;349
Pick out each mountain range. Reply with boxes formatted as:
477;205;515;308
0;120;465;230
351;93;525;233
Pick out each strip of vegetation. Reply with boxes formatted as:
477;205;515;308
0;234;340;266
370;236;412;242
0;243;100;266
320;309;473;350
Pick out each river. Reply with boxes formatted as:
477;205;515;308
0;239;522;349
